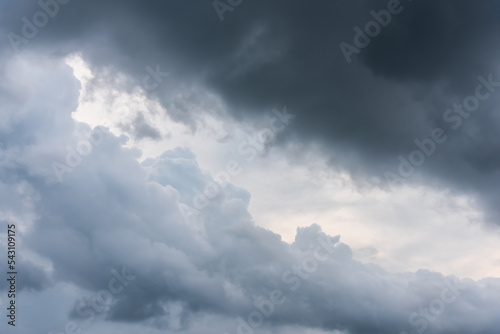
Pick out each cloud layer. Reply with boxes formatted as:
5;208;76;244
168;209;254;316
0;54;498;334
1;1;500;333
2;0;500;226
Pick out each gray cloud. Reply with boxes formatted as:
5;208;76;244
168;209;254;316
2;0;500;226
1;2;500;333
120;112;162;141
0;54;499;334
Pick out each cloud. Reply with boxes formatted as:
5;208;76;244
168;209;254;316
0;53;499;334
120;112;162;141
2;0;500;227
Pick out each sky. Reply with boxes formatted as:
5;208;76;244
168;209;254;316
1;0;500;333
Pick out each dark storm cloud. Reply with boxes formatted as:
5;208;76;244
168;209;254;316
16;259;51;291
0;54;499;334
2;0;499;225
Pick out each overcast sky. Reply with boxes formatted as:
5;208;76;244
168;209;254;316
1;0;500;333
